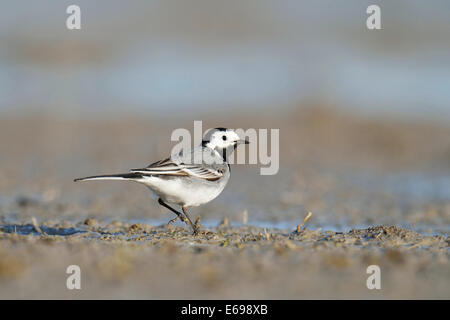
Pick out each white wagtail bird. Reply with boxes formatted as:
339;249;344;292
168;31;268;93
75;128;249;234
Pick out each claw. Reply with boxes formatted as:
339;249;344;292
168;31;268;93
167;216;179;224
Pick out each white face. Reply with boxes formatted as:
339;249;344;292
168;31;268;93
206;129;242;149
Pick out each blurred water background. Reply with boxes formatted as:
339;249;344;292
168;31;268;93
0;0;449;121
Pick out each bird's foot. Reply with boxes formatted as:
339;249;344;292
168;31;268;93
167;216;179;224
191;216;202;236
179;215;190;225
167;215;190;226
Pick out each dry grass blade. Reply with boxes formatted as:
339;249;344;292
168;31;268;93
263;228;270;241
31;217;44;235
242;210;248;225
296;212;313;233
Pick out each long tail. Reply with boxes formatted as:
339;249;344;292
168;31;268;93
74;172;143;182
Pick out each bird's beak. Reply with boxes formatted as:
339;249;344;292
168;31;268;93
236;139;250;145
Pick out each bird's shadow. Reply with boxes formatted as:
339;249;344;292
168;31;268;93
0;224;86;236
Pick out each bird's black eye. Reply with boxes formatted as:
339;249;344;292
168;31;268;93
222;135;227;141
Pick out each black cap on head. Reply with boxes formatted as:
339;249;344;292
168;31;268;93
202;127;229;146
203;127;228;140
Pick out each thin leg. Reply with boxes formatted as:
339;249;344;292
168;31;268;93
182;206;198;235
158;198;189;226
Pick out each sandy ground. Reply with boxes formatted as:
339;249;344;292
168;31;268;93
0;221;448;299
0;108;449;299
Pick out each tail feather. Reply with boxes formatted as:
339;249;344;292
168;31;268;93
74;173;143;182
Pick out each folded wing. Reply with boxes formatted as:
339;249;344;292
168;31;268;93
131;157;224;181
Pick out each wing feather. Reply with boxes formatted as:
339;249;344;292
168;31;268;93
130;157;224;181
182;166;223;181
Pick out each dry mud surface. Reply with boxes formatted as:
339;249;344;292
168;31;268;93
0;109;449;299
0;221;448;299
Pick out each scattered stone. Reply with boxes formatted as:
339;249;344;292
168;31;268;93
218;217;229;228
84;218;98;227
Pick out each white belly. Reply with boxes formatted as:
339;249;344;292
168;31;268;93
140;175;228;207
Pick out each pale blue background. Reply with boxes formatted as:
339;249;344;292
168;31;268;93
0;0;449;121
